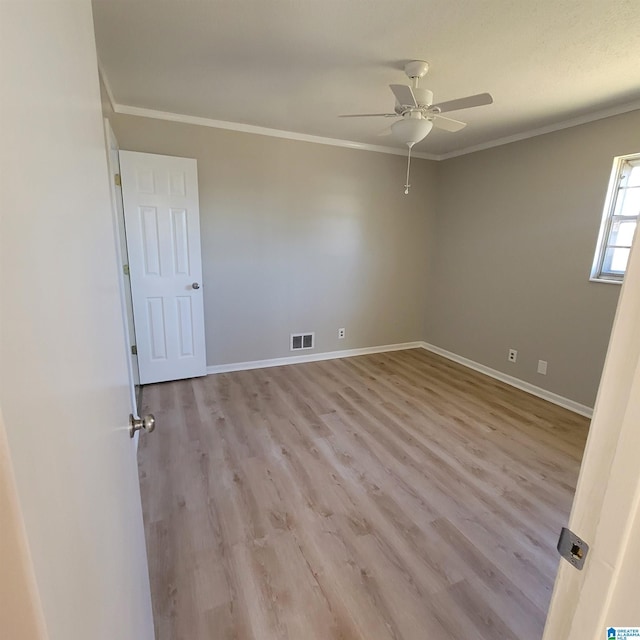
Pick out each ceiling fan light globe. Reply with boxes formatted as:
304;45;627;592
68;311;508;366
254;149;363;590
391;118;433;145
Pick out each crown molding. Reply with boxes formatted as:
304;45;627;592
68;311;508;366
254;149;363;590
112;103;439;160
438;100;640;160
101;61;639;162
112;98;640;163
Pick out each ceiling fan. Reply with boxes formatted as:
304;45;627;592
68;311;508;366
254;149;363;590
340;61;493;193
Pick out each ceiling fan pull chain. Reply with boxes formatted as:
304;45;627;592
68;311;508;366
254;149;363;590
404;144;413;195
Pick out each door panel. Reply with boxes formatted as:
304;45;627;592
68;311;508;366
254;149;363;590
0;2;154;638
120;152;207;384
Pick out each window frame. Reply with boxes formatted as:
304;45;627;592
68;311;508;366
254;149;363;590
590;153;640;284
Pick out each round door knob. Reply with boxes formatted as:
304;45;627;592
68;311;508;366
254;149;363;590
192;282;200;289
129;414;156;438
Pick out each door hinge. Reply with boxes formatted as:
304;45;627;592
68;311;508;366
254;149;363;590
557;527;589;570
131;345;137;356
114;173;121;186
123;264;130;276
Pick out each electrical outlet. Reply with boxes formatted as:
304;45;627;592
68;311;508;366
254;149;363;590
508;349;518;363
338;328;345;339
538;360;548;375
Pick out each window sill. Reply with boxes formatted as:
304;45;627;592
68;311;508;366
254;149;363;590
589;276;623;285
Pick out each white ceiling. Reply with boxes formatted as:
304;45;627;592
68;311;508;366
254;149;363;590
92;0;640;157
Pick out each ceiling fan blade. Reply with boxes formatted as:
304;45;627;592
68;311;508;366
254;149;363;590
389;84;418;107
339;113;398;118
432;92;493;113
432;114;467;132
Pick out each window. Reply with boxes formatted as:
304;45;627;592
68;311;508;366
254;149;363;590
591;153;640;283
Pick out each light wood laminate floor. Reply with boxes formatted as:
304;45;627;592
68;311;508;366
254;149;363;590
139;348;589;640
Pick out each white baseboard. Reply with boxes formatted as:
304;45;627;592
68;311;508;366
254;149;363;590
205;339;593;418
420;342;593;418
206;341;424;375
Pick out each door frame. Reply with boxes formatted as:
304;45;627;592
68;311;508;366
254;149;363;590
543;224;640;637
103;119;140;421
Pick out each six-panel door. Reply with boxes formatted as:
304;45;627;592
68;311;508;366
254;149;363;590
119;151;207;384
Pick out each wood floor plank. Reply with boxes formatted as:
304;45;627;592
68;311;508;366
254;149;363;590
139;348;589;640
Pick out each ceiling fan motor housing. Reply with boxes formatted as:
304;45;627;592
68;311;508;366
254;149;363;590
413;88;433;108
394;88;434;114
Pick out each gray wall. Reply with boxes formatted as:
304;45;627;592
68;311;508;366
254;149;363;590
425;110;640;407
110;114;437;366
110;106;639;407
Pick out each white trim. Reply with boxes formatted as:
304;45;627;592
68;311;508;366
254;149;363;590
103;119;140;421
589;276;623;285
206;341;424;374
590;156;623;281
112;99;640;163
101;63;640;162
420;342;593;418
206;340;593;417
589;152;639;283
112;103;438;160
438;101;640;160
97;61;116;112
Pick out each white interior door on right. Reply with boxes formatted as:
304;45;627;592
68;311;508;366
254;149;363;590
119;151;207;384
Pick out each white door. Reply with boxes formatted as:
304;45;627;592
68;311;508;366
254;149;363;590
119;151;207;384
0;1;154;638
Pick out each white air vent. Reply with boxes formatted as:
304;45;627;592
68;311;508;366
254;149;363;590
290;332;315;351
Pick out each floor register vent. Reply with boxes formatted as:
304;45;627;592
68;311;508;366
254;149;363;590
290;332;315;351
